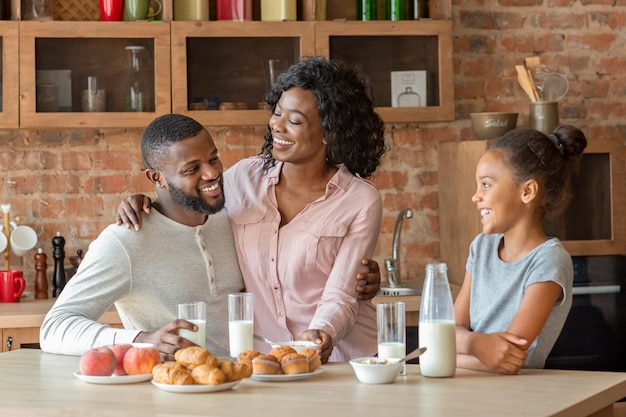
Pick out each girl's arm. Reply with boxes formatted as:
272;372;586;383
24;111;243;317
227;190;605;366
454;271;528;375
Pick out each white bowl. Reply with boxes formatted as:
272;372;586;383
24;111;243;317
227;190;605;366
270;341;320;353
349;357;402;384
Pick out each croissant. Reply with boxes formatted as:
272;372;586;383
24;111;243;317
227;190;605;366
174;346;218;369
152;362;194;385
191;364;226;385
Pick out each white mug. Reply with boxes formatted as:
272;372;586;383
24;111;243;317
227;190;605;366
0;233;7;253
0;223;38;257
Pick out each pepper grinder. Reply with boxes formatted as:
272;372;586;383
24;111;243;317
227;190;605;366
34;248;49;299
52;232;66;297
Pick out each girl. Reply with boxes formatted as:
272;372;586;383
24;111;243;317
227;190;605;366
454;125;587;375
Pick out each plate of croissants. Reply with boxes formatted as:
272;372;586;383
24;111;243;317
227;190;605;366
151;346;251;393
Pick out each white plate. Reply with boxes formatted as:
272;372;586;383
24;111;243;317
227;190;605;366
151;379;241;393
269;341;321;353
252;367;324;382
74;371;153;385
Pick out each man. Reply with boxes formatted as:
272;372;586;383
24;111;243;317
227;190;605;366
41;114;380;361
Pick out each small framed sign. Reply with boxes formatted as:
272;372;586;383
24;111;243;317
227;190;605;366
391;70;427;107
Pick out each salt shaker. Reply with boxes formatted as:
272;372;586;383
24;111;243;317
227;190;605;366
52;232;66;297
418;262;456;377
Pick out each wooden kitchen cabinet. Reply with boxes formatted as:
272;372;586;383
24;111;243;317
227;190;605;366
171;19;453;126
0;21;19;128
19;21;172;128
2;327;39;352
316;20;454;123
171;21;316;126
0;298;123;352
10;0;452;128
438;138;626;286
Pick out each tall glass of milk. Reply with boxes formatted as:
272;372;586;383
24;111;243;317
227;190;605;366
419;262;456;377
377;301;406;375
228;292;254;359
178;301;207;347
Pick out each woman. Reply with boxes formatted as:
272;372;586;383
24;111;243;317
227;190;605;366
118;57;387;362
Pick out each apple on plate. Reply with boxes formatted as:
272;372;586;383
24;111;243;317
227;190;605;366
123;345;161;375
109;344;133;376
79;347;116;376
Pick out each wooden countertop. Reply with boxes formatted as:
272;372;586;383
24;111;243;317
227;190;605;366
1;349;625;417
0;296;121;328
0;284;457;330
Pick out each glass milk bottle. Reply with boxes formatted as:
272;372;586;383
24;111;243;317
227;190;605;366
419;262;456;377
123;46;151;112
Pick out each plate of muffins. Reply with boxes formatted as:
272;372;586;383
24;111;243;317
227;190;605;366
238;345;323;382
151;346;251;393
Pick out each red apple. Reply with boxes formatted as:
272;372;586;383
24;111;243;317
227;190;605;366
109;344;133;376
79;347;116;376
123;346;161;375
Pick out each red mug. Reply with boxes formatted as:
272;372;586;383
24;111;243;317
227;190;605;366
0;270;26;303
100;0;124;21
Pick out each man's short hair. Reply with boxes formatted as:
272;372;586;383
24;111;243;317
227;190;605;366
142;114;205;170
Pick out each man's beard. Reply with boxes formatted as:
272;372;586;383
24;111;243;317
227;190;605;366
167;180;225;215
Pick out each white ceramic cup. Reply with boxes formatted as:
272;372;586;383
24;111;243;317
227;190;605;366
0;233;7;253
0;223;38;257
177;301;207;347
11;225;38;257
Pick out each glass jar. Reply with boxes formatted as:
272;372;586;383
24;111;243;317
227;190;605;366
81;76;106;112
123;46;151;112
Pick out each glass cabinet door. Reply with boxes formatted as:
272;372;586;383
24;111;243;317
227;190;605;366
315;20;454;124
171;21;316;126
0;22;19;129
19;21;171;128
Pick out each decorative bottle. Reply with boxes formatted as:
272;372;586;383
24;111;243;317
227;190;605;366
123;45;151;112
419;262;456;377
52;232;66;297
357;0;377;20
34;248;48;300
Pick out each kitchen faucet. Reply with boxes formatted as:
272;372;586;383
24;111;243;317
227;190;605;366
384;208;413;288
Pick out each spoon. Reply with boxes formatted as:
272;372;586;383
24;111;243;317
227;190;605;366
397;346;427;364
253;334;277;345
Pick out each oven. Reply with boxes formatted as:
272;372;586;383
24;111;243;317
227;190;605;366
545;255;626;373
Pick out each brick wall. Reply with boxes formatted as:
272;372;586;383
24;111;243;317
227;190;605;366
1;0;625;290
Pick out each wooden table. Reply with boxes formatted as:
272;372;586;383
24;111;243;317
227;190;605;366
1;349;624;417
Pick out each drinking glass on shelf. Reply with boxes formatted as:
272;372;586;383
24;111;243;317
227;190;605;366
228;292;253;359
377;301;406;375
177;301;207;347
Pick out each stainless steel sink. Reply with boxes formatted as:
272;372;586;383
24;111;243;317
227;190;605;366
378;282;422;296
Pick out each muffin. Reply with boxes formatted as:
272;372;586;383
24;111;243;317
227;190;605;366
252;354;281;375
237;349;260;368
269;346;297;363
299;348;322;372
281;353;309;374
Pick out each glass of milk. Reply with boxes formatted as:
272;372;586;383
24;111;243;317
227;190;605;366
377;301;406;375
178;301;207;347
228;292;254;359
